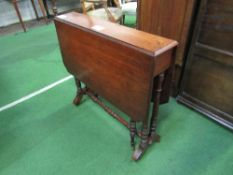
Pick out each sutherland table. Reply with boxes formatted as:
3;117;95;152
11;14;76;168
54;12;178;160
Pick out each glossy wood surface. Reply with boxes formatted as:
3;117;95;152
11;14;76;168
55;12;177;57
55;12;177;122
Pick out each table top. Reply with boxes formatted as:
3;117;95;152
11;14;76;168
55;12;178;57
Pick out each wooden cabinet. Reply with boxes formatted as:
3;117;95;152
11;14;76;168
137;0;196;94
178;0;233;129
137;0;196;66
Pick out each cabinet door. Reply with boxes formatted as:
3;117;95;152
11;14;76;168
178;0;233;129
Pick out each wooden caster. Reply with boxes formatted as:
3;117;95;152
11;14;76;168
132;147;144;161
73;95;83;105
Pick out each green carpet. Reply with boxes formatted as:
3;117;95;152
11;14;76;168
124;16;136;28
0;24;69;106
0;20;232;175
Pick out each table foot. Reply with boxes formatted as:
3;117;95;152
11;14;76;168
73;78;86;105
132;147;144;160
132;123;149;161
73;94;83;105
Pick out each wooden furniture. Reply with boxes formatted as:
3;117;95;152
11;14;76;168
137;0;196;93
54;12;177;160
81;0;123;23
12;0;47;32
178;0;233;129
42;0;86;17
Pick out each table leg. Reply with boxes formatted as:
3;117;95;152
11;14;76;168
31;0;39;20
73;78;85;105
12;0;26;32
38;0;48;23
149;73;165;144
132;122;149;160
129;120;136;149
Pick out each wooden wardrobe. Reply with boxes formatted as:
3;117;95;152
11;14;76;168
137;0;197;94
137;0;233;129
178;0;233;129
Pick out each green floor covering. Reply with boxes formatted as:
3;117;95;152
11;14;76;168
0;19;232;175
0;24;69;106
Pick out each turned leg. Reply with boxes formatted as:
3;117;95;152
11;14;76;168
73;78;85;105
132;122;149;160
129;120;136;149
31;0;39;20
149;73;165;144
12;0;26;32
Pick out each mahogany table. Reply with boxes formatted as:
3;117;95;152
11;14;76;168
54;12;178;160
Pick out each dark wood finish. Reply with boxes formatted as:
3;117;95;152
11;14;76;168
55;12;177;160
132;123;148;160
86;89;129;128
149;73;164;140
73;78;85;105
178;0;233;130
129;120;136;148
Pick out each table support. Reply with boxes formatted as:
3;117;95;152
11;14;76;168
12;0;48;32
72;72;165;161
73;78;85;105
132;122;149;160
31;0;39;19
149;73;165;143
12;0;26;32
130;120;136;148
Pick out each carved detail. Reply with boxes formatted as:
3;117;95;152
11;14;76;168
129;120;136;149
149;73;165;143
72;72;165;161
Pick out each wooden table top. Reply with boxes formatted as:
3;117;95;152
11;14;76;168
55;12;178;57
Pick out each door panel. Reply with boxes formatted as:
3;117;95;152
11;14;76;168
178;0;233;129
